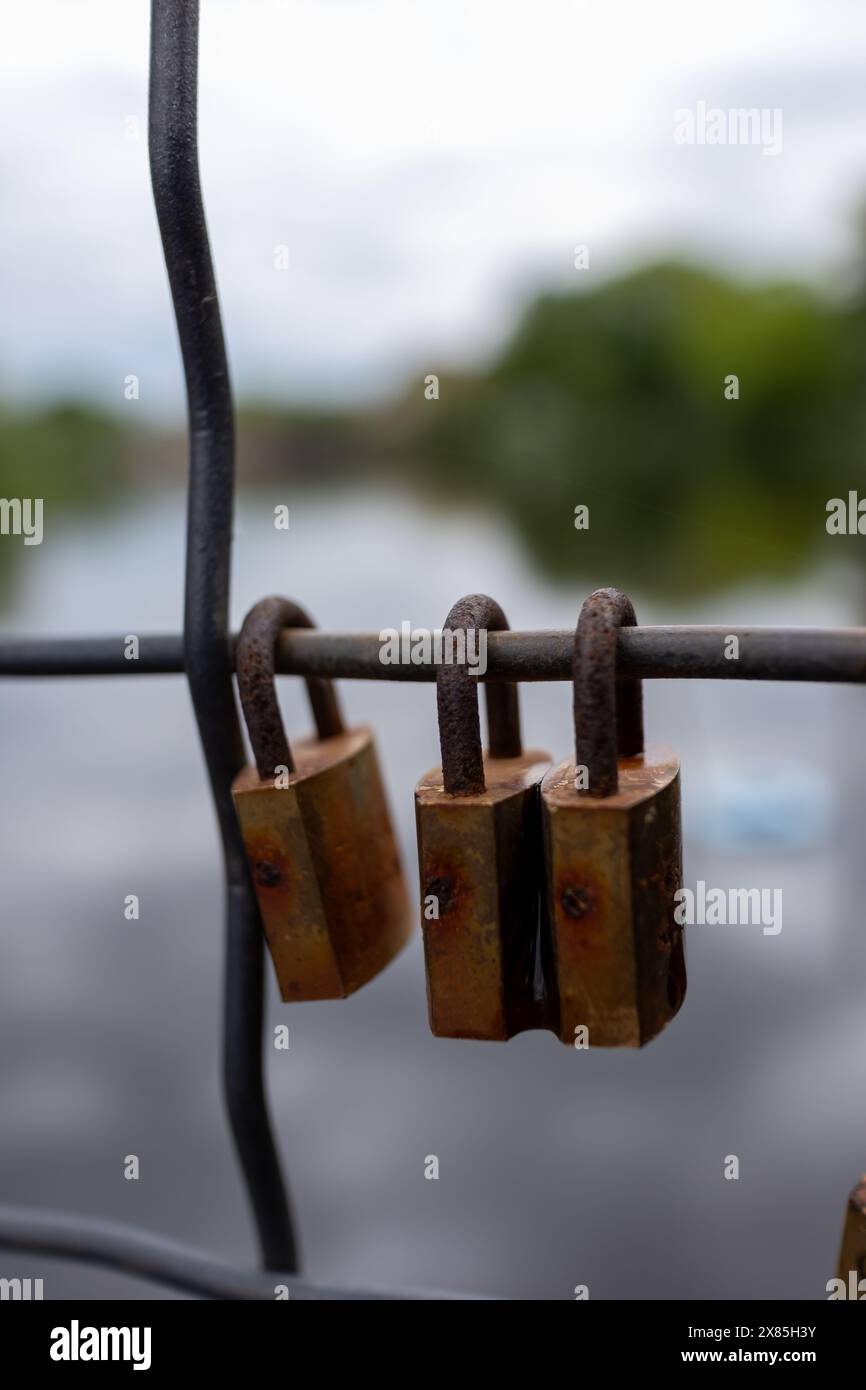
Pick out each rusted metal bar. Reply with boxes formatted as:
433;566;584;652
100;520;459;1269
437;594;522;796
573;588;644;797
0;626;864;682
235;596;344;779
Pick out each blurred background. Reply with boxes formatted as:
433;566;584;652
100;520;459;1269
2;0;866;1300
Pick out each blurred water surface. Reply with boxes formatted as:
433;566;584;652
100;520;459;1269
1;487;865;1300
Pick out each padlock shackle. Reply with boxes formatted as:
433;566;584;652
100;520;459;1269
236;596;345;781
437;593;522;796
574;587;644;798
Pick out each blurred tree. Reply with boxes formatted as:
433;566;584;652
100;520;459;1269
5;259;866;604
407;262;866;597
0;403;126;599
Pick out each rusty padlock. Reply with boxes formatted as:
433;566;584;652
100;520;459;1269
415;594;551;1041
232;596;411;1001
540;588;685;1047
835;1174;866;1298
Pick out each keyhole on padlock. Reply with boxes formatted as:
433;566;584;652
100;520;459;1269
426;876;455;917
255;860;282;888
561;885;592;919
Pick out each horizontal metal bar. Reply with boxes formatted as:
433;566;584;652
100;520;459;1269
0;636;187;676
0;1206;478;1301
0;627;863;682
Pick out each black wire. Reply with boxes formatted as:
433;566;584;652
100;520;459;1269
148;0;298;1272
0;1208;465;1301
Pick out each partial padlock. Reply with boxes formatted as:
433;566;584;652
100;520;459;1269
540;588;685;1047
232;596;411;1001
835;1174;866;1298
415;594;551;1041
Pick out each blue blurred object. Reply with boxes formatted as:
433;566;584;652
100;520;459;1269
687;757;833;853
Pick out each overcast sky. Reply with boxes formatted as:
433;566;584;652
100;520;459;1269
2;0;866;417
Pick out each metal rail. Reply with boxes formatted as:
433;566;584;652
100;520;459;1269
0;626;863;682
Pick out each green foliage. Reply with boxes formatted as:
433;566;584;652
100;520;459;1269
0;402;123;506
0;402;125;600
4;260;866;604
410;262;866;596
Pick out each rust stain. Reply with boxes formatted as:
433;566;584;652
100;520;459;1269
553;862;608;958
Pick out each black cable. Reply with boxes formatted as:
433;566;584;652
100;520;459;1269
0;1207;464;1300
148;0;298;1272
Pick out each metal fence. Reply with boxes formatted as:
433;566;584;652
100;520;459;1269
0;0;863;1300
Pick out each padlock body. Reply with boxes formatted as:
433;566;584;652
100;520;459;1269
837;1175;866;1287
232;726;411;1001
415;750;550;1041
541;746;685;1047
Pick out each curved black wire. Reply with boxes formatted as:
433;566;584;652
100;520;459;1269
148;0;298;1271
0;1208;464;1301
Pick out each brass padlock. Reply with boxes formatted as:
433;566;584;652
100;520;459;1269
540;588;685;1047
835;1174;866;1298
415;594;551;1041
232;596;411;1001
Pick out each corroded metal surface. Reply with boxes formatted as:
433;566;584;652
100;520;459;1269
541;748;685;1046
436;593;521;796
420;592;548;1040
5;626;866;682
233;728;411;1000
836;1174;866;1286
416;750;551;1040
574;587;644;798
235;595;343;779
